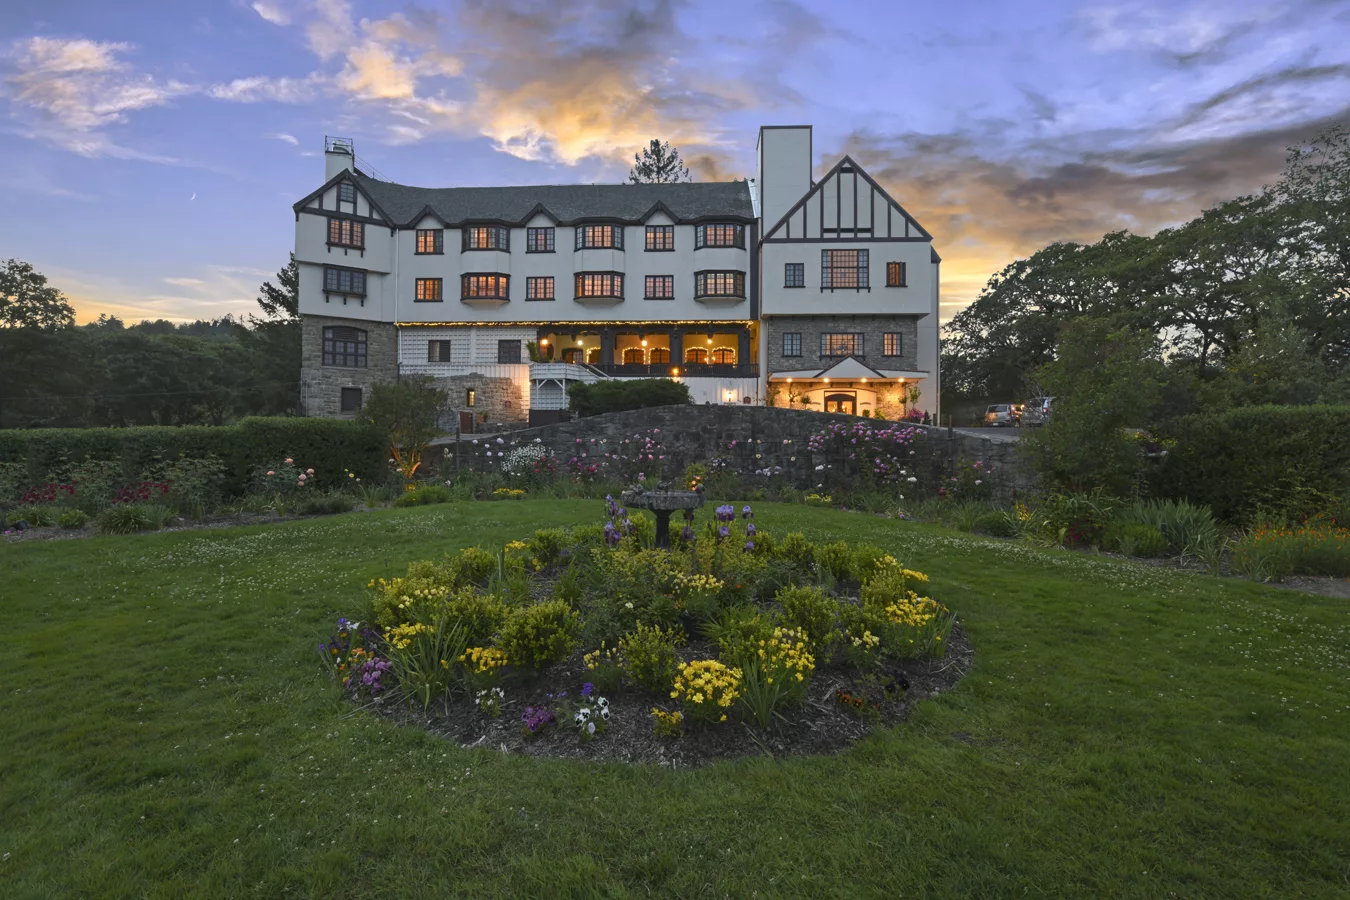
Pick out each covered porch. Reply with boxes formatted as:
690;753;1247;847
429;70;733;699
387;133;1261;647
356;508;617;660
768;357;928;419
535;322;759;378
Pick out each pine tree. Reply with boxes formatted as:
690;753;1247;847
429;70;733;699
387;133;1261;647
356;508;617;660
254;254;299;323
629;140;692;184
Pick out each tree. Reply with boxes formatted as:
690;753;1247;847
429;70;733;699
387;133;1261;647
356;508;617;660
629;140;692;184
359;375;449;483
0;259;76;330
1020;319;1167;497
254;255;299;323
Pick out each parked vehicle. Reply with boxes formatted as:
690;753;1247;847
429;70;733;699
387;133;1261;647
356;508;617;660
983;404;1018;427
1022;396;1056;426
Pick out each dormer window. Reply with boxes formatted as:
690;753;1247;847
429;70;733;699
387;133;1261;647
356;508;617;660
416;229;443;254
575;224;624;250
327;218;363;248
462;225;509;251
695;223;744;249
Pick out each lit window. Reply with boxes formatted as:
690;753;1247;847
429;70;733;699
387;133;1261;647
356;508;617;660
887;261;907;287
820;333;864;357
822;250;869;290
623;348;645;364
323;267;366;296
322;326;366;367
784;263;804;287
645;275;674;299
575;224;624;250
416;229;443;254
645;225;674;251
684;348;707;364
694;270;745;298
415;278;444;302
782;332;802;357
462;225;509;251
695;223;744;249
327;218;364;248
575;272;623;299
461;274;509;300
711;348;736;364
883;333;902;356
649;347;670;364
526;276;555;300
526;227;555;253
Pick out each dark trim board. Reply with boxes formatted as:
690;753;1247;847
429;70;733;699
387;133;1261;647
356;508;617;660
766;237;932;243
761;154;933;243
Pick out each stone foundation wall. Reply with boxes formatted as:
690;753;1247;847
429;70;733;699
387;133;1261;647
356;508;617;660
441;405;1033;499
765;314;921;374
428;373;529;431
300;315;398;418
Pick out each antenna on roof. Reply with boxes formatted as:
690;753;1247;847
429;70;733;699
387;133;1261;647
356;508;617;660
323;135;389;182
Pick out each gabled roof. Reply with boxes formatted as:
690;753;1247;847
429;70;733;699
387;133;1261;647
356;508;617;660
768;356;930;381
310;174;755;228
762;154;932;242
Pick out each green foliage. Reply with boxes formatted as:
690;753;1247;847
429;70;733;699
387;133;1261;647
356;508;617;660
1021;320;1166;496
617;622;684;694
1232;525;1350;579
441;589;509;647
57;508;89;529
296;490;356;516
813;541;853;582
1026;490;1116;547
9;506;57;527
774;531;816;569
0;418;385;499
358;375;449;480
96;504;154;534
392;484;453;507
141;504;176;530
705;607;776;666
1104;522;1169;558
775;585;840;658
628;139;692;184
1151;405;1350;525
1;257;75;330
385;617;469;710
527;528;568;567
973;510;1019;538
567;378;690;417
1113;498;1222;554
498;601;582;670
447;546;497;588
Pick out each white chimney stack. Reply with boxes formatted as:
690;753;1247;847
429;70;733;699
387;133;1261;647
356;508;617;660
325;136;354;181
755;126;812;232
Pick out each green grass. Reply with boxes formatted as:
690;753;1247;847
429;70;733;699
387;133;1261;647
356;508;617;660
2;501;1348;898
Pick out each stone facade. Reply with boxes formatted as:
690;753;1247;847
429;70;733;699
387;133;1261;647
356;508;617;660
765;314;922;375
427;373;529;431
440;404;1033;500
300;315;398;418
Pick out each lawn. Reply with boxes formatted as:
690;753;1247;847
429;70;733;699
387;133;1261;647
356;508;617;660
2;500;1347;898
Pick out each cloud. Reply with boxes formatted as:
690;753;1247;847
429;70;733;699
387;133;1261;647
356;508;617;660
267;131;300;144
162;277;207;287
251;1;291;26
207;73;324;102
3;37;194;155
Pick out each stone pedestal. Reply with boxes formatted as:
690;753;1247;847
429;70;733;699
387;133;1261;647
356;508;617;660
620;488;705;548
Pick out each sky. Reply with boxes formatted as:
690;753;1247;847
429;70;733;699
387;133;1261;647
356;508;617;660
2;0;1349;325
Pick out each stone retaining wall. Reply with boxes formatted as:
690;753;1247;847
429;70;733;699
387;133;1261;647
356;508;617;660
443;405;1033;499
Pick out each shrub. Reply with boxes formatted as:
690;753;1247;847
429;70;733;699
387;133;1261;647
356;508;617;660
774;531;816;569
671;659;742;725
527;528;568;567
567;379;691;417
0;418;385;499
813;541;853;581
1114;498;1221;555
1151;405;1350;525
1104;522;1169;558
618;622;684;694
582;642;625;694
393;484;453;507
499;601;581;669
298;490;356;516
58;508;89;529
849;543;890;582
1027;490;1115;547
385;616;468;710
447;546;497;587
442;590;509;646
776;585;840;658
97;504;154;534
973;510;1019;538
142;504;176;529
11;506;58;527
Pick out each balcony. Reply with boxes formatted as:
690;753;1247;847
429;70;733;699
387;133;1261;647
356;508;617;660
593;363;759;378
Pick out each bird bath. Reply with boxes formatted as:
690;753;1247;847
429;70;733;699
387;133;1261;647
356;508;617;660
620;486;705;548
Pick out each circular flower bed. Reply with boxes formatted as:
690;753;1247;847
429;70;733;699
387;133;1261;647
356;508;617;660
320;500;971;765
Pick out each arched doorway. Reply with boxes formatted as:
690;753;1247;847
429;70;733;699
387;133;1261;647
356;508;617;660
824;392;856;415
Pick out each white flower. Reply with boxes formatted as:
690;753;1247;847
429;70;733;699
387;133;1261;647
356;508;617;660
815;465;825;471
496;437;504;444
624;602;634;609
600;708;610;720
975;479;983;485
587;722;596;735
907;477;917;483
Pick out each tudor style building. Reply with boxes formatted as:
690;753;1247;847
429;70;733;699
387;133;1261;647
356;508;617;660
293;127;938;427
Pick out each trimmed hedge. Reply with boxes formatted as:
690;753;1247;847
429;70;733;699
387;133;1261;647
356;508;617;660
0;417;386;497
1151;405;1350;524
567;378;691;417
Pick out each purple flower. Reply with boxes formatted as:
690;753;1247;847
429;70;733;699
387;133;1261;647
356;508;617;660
581;682;594;697
718;525;730;539
681;525;694;541
744;540;755;551
742;505;753;519
746;523;756;537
